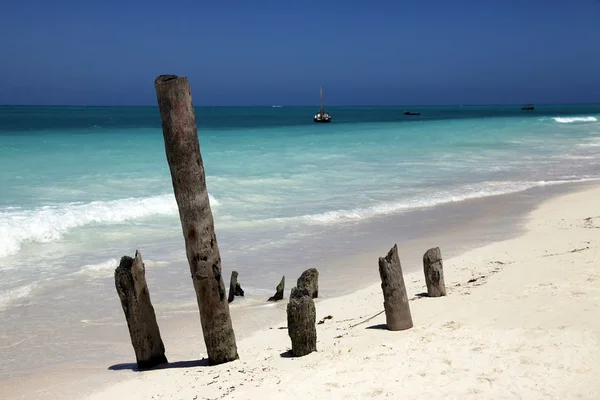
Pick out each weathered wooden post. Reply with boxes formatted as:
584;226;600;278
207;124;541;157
378;244;413;331
227;271;244;303
287;287;317;356
268;275;285;301
114;250;167;369
423;247;446;297
154;75;238;364
297;268;319;298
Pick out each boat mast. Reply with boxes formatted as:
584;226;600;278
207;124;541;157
320;85;323;113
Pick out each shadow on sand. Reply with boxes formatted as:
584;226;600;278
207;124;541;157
108;358;210;372
279;350;294;358
365;323;388;330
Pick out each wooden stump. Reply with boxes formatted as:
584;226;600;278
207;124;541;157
154;75;238;365
297;268;319;298
423;247;446;297
228;271;238;303
234;282;244;297
268;275;285;301
228;271;244;303
114;251;167;369
378;244;413;331
287;287;317;357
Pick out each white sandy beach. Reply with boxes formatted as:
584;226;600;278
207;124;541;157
80;184;600;400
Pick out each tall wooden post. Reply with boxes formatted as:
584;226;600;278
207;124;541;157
114;251;167;369
423;247;446;297
154;75;238;364
378;244;413;331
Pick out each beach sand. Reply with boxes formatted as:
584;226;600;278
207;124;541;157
79;184;600;400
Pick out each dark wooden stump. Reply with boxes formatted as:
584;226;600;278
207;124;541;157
423;247;446;297
228;271;244;303
297;268;319;298
268;275;285;301
378;244;413;331
228;271;238;303
287;287;317;357
114;251;167;369
234;282;244;297
154;75;238;365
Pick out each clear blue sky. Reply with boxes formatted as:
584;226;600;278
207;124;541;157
1;0;599;106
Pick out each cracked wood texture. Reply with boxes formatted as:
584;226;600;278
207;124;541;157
114;251;167;369
378;244;413;331
423;247;446;297
287;287;317;356
154;75;238;364
297;268;319;298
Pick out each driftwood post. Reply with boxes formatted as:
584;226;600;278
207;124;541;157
154;75;238;364
378;244;413;331
423;247;446;297
287;287;317;356
297;268;319;298
268;275;285;301
114;250;167;369
228;271;243;303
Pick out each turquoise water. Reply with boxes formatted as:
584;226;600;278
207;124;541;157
1;105;600;311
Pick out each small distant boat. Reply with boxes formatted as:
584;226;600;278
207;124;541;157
314;86;332;123
404;111;420;116
521;104;535;111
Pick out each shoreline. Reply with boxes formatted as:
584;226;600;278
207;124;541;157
84;180;600;400
2;180;599;399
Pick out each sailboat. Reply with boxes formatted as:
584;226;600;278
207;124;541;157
313;86;332;123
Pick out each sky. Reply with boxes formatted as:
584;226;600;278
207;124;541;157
1;0;599;106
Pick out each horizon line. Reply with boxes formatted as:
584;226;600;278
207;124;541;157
1;102;600;108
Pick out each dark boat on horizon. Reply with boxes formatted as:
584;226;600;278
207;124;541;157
404;111;420;116
314;86;332;123
521;104;535;111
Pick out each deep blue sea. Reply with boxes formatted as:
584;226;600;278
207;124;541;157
1;104;600;313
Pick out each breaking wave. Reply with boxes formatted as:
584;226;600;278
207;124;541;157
0;193;219;258
553;116;597;124
263;178;600;226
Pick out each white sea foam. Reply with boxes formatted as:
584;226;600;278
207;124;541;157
190;178;600;232
555;155;596;160
74;257;169;278
553;116;598;124
0;283;36;310
0;193;219;258
576;137;600;148
264;178;600;226
75;258;118;277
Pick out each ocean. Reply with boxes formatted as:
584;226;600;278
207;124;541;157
1;104;600;377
